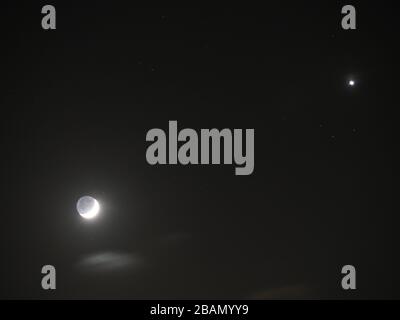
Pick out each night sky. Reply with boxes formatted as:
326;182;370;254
1;1;397;299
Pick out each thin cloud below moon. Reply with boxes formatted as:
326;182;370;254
76;251;143;273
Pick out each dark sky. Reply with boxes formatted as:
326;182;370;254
1;1;396;299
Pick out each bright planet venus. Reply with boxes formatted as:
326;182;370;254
77;196;100;219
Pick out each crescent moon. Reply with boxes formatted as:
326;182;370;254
82;199;99;219
76;196;100;219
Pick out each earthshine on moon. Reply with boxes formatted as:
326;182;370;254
77;196;100;219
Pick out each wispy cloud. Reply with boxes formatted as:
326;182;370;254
76;251;143;272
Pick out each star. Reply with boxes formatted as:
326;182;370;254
348;80;355;86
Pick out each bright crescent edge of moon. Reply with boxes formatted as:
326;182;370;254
80;199;100;219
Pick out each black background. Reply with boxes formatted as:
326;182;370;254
1;1;396;299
